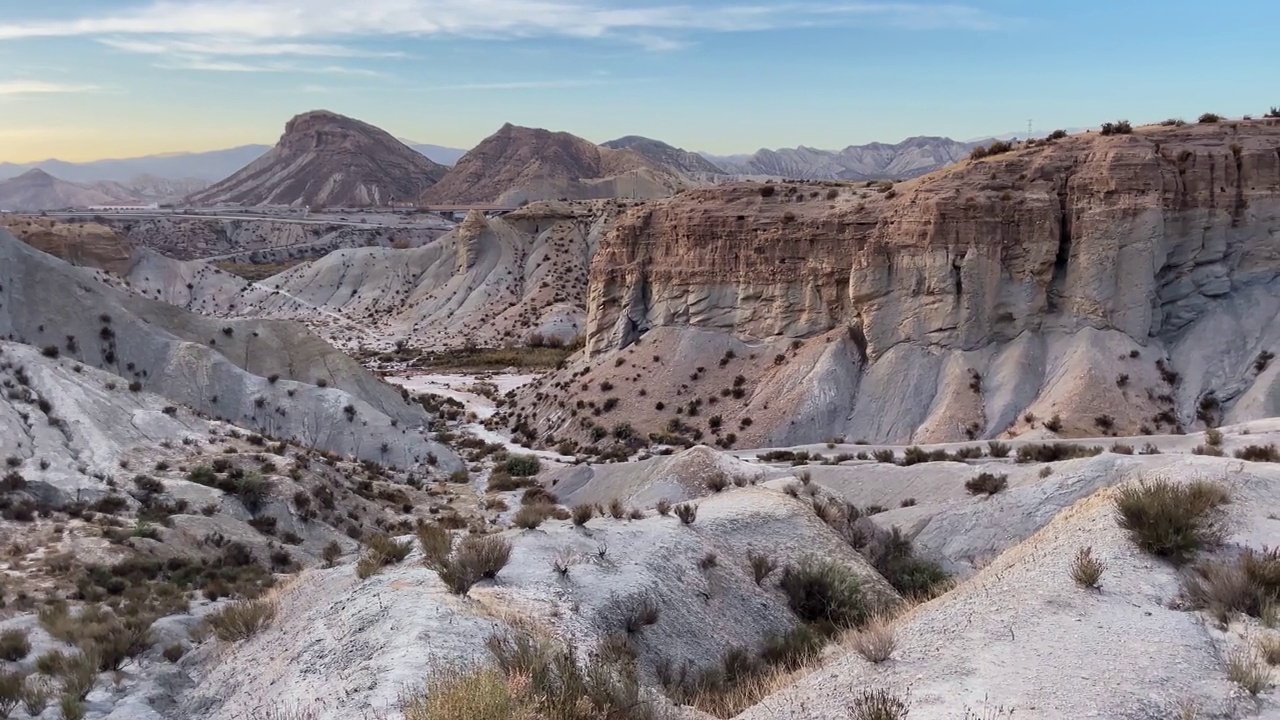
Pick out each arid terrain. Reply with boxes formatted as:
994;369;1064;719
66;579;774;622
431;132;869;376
0;113;1277;720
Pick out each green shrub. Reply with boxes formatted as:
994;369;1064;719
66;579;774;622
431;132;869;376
500;455;542;477
1015;443;1102;463
356;534;412;579
486;471;535;492
965;472;1008;496
868;527;950;599
778;558;868;629
1115;479;1229;563
1235;444;1280;462
206;598;277;641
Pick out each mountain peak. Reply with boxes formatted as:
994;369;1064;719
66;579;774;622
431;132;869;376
188;112;447;208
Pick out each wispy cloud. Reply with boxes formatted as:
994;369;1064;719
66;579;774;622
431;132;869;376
0;1;1002;60
418;78;632;91
152;55;383;76
0;80;98;96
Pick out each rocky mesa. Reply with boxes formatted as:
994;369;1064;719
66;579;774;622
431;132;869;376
503;120;1280;449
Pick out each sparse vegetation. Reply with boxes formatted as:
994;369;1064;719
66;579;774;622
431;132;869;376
1235;444;1280;462
847;688;910;720
1114;479;1229;564
1070;546;1105;589
987;440;1010;458
779;557;869;629
966;472;1008;496
748;550;778;585
572;503;594;526
0;629;29;662
356;534;412;579
1015;443;1102;464
1198;112;1222;124
848;614;897;663
206;598;277;642
674;503;697;525
1226;648;1272;695
1180;546;1279;622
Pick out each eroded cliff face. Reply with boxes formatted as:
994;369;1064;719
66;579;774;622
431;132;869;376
505;122;1280;447
588;121;1280;359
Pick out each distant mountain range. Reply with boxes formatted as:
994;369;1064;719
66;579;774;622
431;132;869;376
0;112;1032;210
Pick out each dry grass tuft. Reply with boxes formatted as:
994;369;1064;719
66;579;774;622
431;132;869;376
206;598;277;642
1226;647;1273;695
1114;479;1229;564
1181;546;1279;622
401;666;515;720
847;614;897;663
847;688;910;720
1070;546;1106;589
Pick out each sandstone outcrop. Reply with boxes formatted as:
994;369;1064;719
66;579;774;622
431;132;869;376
510;121;1280;446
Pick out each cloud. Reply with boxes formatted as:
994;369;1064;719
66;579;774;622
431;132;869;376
0;1;1001;49
417;79;630;91
98;37;405;58
0;80;98;96
152;55;383;76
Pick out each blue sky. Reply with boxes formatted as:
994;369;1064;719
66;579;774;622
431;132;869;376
0;0;1276;162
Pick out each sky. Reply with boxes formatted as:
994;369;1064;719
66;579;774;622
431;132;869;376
0;0;1277;163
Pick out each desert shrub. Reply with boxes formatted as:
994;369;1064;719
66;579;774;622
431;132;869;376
480;626;651;720
966;472;1008;496
1099;120;1133;135
486;471;535;492
500;455;542;477
748;550;778;586
207;598;276;642
163;643;185;662
848;614;896;663
1043;414;1063;432
321;541;342;567
759;185;776;198
1206;428;1224;447
1015;443;1101;463
1192;444;1224;457
1048;129;1068;140
456;535;512;581
1226;648;1272;695
416;523;452;568
1110;443;1134;455
848;688;910;720
1115;479;1229;563
1070;546;1106;588
864;526;949;599
60;696;86;720
0;629;30;661
572;504;594;526
0;671;18;717
655;499;672;516
1235;444;1280;462
705;472;729;493
18;675;52;716
871;449;895;464
401;666;514;720
779;558;868;629
1181;547;1280;622
674;503;697;525
356;534;412;579
1198;112;1222;124
608;498;626;519
513;504;551;529
447;469;470;484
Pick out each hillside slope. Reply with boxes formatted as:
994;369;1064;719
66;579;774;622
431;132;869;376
188;110;447;208
0;169;135;210
503;120;1280;449
424;124;688;205
0;229;458;469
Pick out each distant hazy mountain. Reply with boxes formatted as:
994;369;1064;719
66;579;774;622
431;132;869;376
189;110;449;208
404;142;468;166
601;136;727;176
0;169;138;211
700;136;978;181
0;145;270;185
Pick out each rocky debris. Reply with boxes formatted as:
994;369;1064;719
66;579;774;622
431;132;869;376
547;445;766;507
423;123;690;205
706;135;977;181
188;110;448;208
0;168;137;211
0;230;459;470
508;120;1280;447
